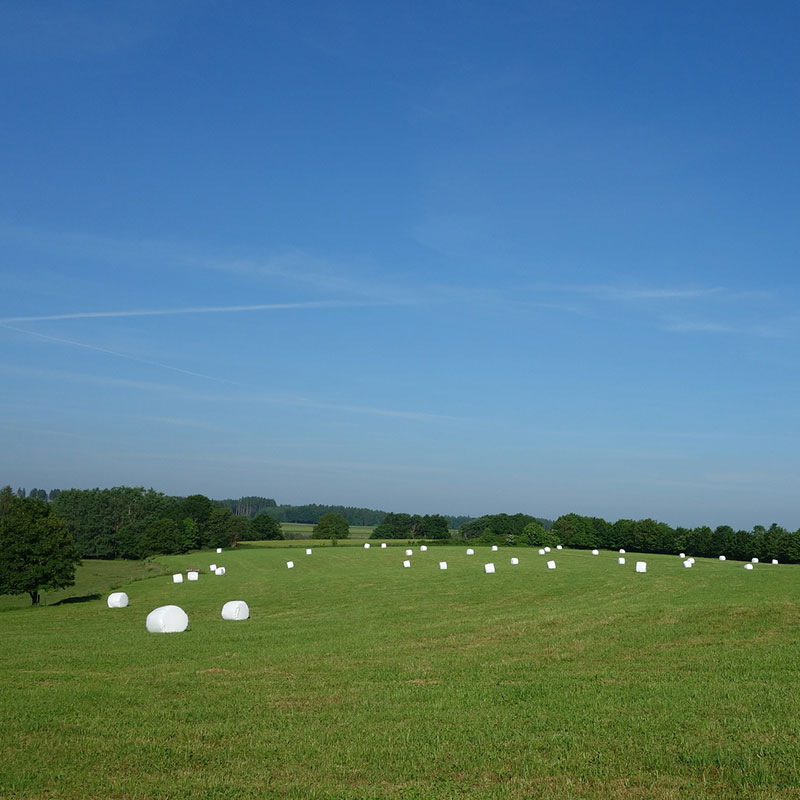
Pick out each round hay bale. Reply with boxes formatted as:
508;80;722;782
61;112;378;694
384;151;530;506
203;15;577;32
107;592;129;608
221;600;249;621
145;605;188;633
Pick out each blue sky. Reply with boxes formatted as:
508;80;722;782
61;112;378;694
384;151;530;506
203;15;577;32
2;1;799;528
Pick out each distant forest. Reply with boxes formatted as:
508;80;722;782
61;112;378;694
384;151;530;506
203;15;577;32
212;495;475;529
10;486;798;564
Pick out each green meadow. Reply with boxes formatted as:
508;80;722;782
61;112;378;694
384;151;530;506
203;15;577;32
1;545;799;800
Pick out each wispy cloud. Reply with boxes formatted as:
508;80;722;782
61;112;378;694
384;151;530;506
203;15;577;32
0;299;371;324
135;416;219;430
534;283;727;302
0;324;243;384
0;364;464;425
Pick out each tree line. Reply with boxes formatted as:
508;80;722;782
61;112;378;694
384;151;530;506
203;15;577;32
18;489;475;530
48;488;283;559
548;512;800;562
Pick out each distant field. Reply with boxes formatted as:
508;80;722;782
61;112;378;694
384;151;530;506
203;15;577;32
1;547;799;799
280;521;375;539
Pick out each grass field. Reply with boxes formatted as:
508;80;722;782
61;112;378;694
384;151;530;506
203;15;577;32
0;557;166;611
1;545;799;799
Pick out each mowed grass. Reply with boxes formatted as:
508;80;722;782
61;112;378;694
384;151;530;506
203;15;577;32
1;547;800;799
0;558;166;610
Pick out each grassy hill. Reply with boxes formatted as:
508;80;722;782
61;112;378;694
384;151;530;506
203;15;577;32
1;546;798;799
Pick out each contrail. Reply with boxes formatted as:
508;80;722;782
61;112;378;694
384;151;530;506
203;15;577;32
0;324;244;385
0;299;369;324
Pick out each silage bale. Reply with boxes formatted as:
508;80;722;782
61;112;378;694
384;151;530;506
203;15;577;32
635;561;647;573
466;548;474;555
591;549;599;555
556;545;563;550
214;567;226;576
420;545;428;552
491;545;498;552
772;559;779;565
172;573;184;584
439;561;447;570
510;557;519;565
107;592;129;608
544;546;551;553
380;543;387;548
403;560;411;568
306;548;312;555
618;557;625;565
209;564;217;572
364;543;371;549
683;560;693;568
619;549;625;554
719;555;726;561
744;563;754;570
752;558;759;563
484;563;496;574
546;560;556;569
216;548;222;554
145;605;188;633
187;571;199;581
405;549;413;556
286;561;294;569
221;601;249;621
538;549;546;555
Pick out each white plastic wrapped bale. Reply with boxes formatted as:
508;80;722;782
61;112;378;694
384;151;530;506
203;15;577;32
544;547;551;553
744;563;754;570
719;555;726;561
751;558;759;563
484;563;495;574
683;560;693;568
439;561;447;570
635;561;647;573
405;549;413;556
420;545;428;552
546;560;556;569
510;557;519;565
381;543;387;548
221;601;249;621
215;567;226;576
187;571;199;581
591;549;599;556
618;557;626;565
403;560;411;568
146;605;188;633
209;564;217;572
306;548;312;555
687;558;695;565
619;549;626;554
286;561;294;569
466;548;474;555
364;543;370;549
172;573;183;584
491;545;498;552
538;549;545;555
556;545;563;550
107;592;129;608
216;548;222;554
679;552;686;558
772;559;779;565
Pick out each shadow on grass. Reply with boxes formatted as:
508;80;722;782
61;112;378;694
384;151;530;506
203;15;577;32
51;593;102;606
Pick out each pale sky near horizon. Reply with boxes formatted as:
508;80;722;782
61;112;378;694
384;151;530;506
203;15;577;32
2;1;799;529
